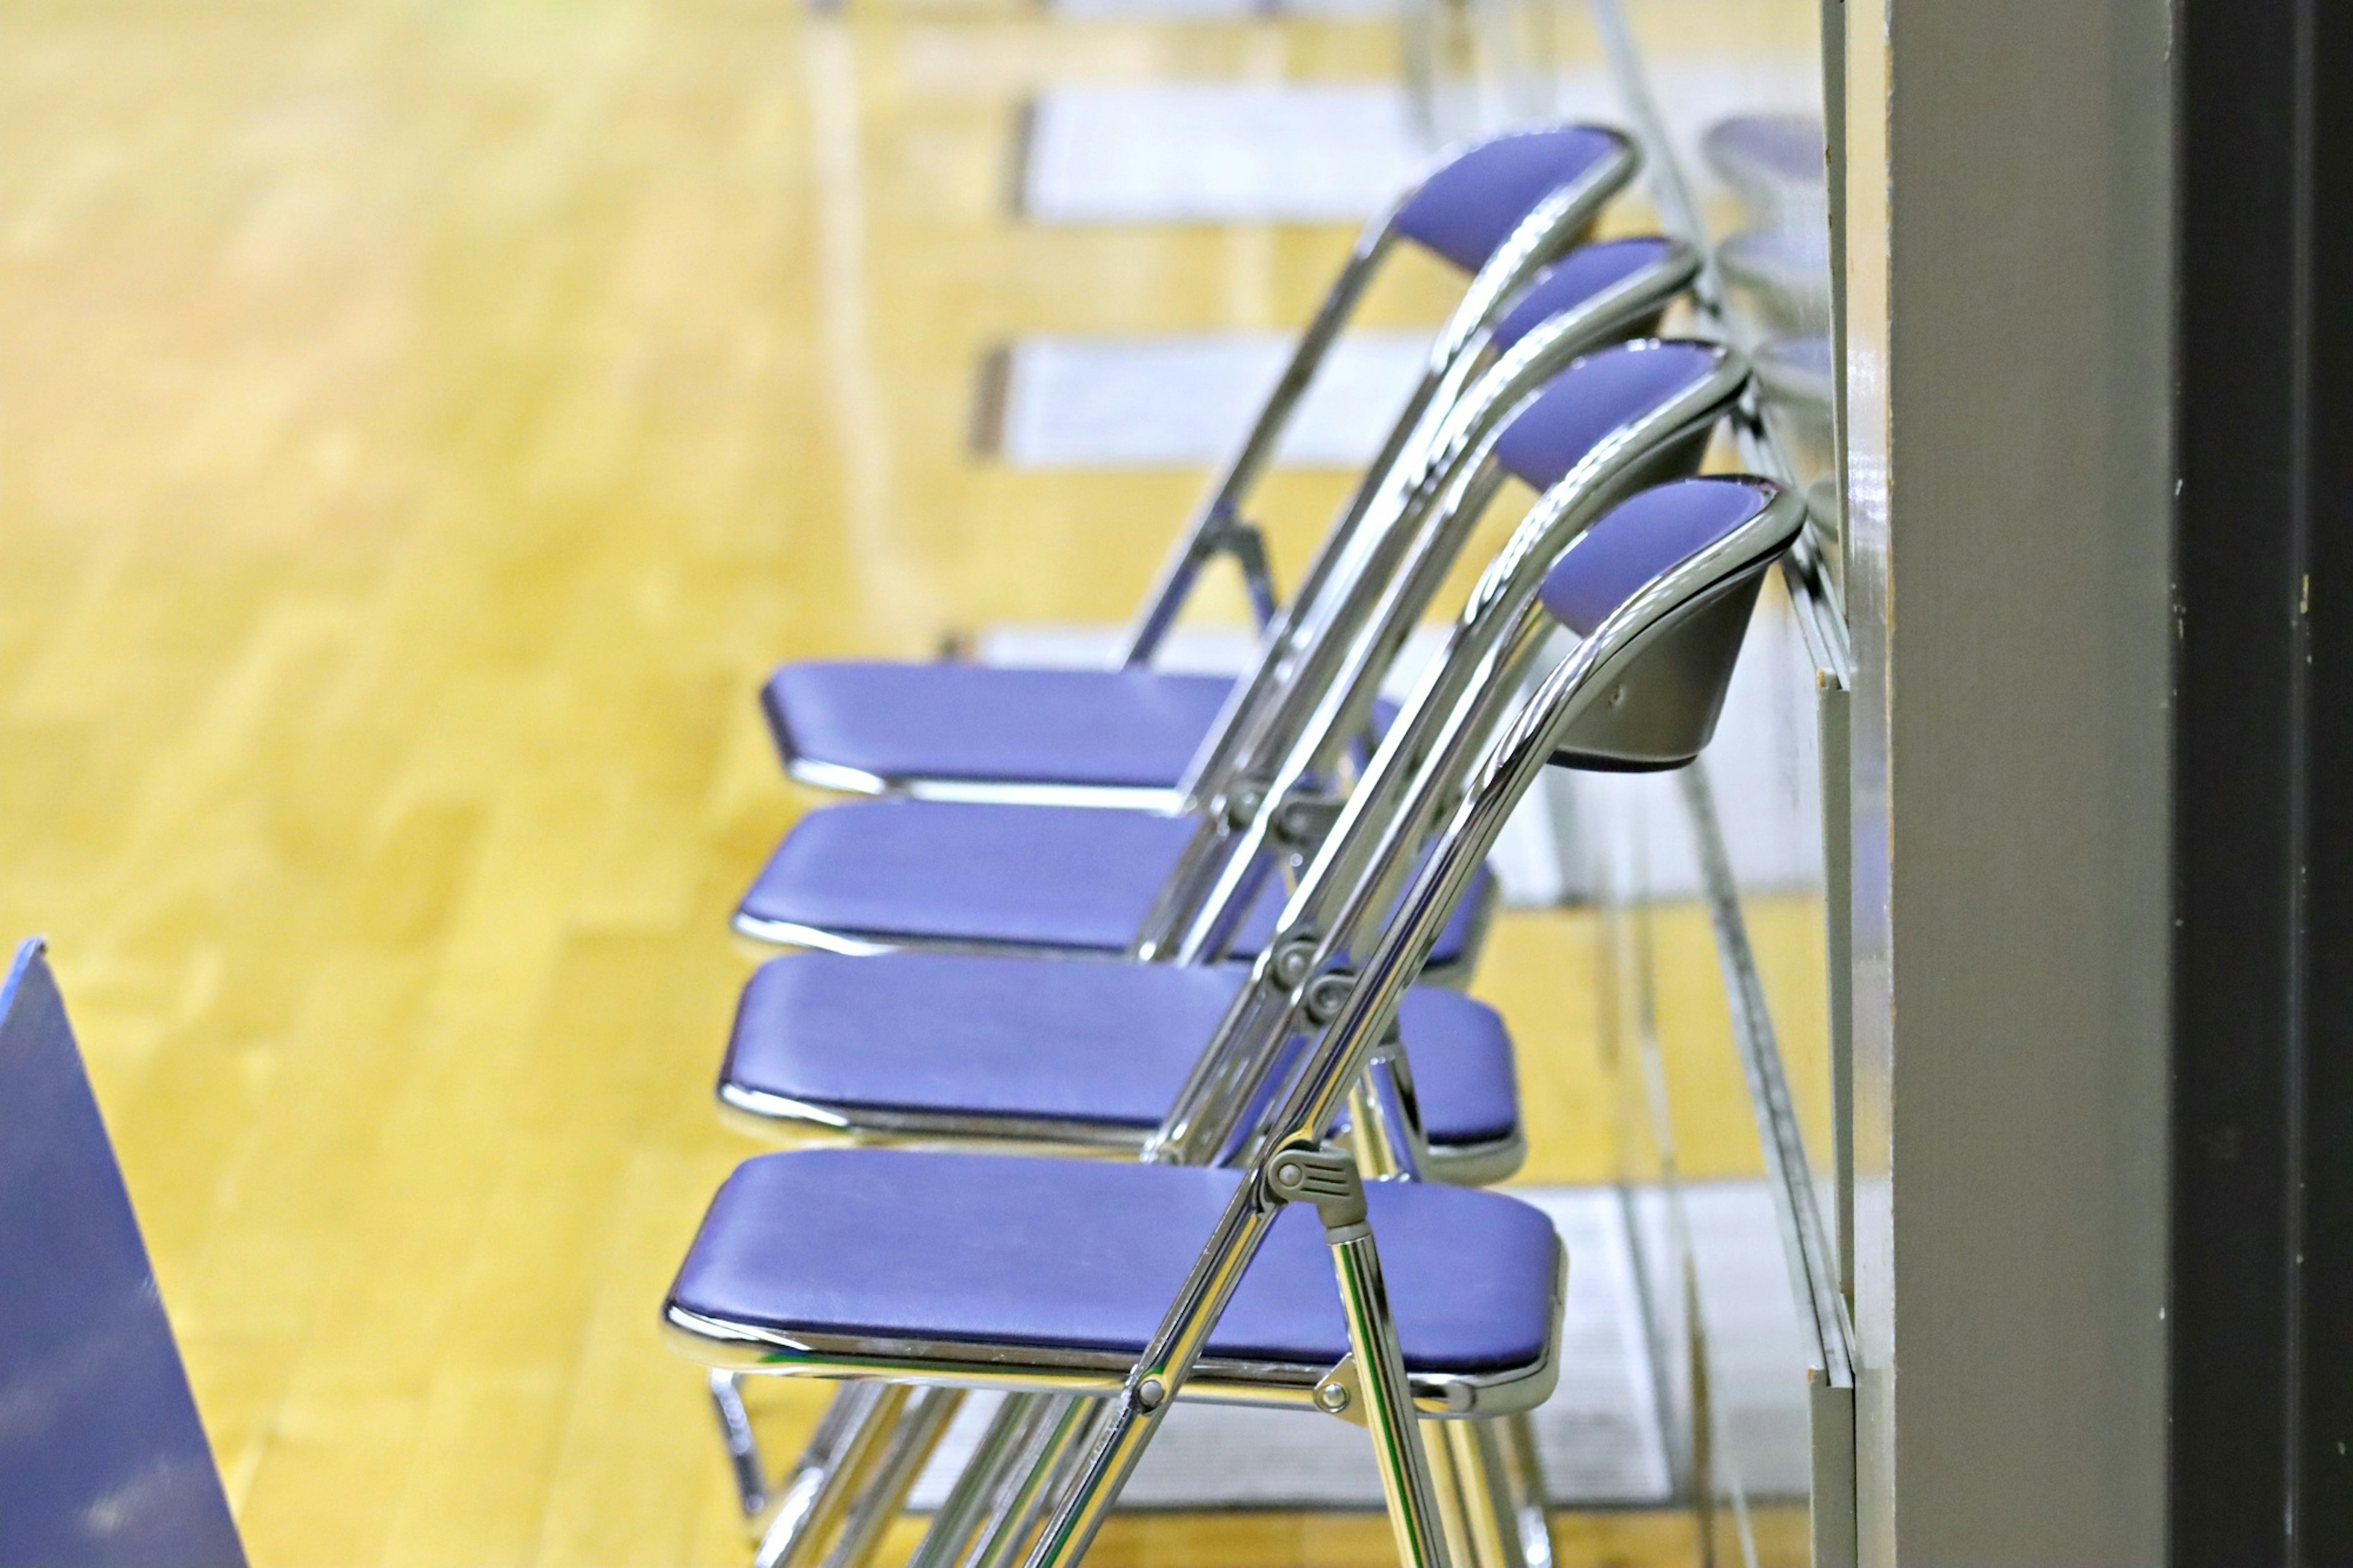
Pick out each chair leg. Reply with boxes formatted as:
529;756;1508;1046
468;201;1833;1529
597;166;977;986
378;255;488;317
908;1395;1057;1568
711;1372;770;1521
972;1396;1118;1568
1439;1419;1537;1568
717;1378;891;1542
1018;1184;1296;1567
757;1384;910;1568
741;1384;888;1548
1330;1220;1450;1567
1423;1425;1483;1567
824;1387;963;1567
1280;1144;1452;1566
1492;1412;1555;1568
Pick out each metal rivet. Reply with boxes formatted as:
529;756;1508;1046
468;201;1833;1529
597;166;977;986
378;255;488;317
1275;1162;1302;1187
1316;1383;1351;1414
1136;1378;1165;1411
1303;972;1352;1023
1271;943;1314;987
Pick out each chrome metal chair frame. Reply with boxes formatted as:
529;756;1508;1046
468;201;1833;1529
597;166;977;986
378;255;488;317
678;479;1803;1568
1120;134;1634;669
1008;480;1812;1568
701;353;1728;1555
1131;366;1752;1171
1134;341;1751;967
1166;245;1702;818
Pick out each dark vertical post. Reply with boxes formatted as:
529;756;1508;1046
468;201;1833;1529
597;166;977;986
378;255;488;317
2170;1;2352;1560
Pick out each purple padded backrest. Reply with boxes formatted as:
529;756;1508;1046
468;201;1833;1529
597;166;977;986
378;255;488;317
1392;126;1623;273
1702;113;1825;184
1489;341;1725;492
1539;477;1776;636
1489;237;1677;353
1757;333;1832;381
0;940;246;1568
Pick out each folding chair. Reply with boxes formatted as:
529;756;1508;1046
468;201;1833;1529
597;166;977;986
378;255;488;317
705;456;1782;1561
766;124;1650;810
0;939;247;1568
730;340;1751;980
700;335;1744;1560
665;475;1808;1568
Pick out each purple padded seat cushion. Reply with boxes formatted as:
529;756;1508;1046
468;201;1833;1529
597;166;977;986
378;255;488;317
1394;126;1623;274
767;664;1235;791
1539;477;1776;637
767;664;1408;794
1491;341;1726;493
669;1148;1561;1373
725;950;1518;1146
737;798;1492;966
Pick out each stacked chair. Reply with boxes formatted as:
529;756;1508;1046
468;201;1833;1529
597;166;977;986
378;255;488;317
668;124;1807;1568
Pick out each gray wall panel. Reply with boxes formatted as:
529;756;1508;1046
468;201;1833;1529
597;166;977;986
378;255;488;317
1841;0;2172;1559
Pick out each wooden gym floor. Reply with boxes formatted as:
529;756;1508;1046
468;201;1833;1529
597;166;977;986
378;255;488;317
0;0;1821;1561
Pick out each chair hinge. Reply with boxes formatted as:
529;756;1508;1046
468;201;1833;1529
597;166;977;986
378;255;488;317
1265;1143;1369;1233
1313;1353;1369;1426
1268;790;1345;854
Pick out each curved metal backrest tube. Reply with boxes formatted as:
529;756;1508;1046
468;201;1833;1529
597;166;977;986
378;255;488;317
1264;480;1809;1156
1139;342;1749;972
1175;238;1702;811
1289;331;1736;800
1140;412;1743;1166
1120;224;1396;665
1278;343;1747;871
1123;129;1637;667
1019;480;1806;1568
1139;169;1648;839
1167;169;1656;782
1145;417;1745;1163
1133;309;1711;969
1286;467;1775;982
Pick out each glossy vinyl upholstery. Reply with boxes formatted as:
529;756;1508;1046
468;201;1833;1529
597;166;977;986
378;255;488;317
732;797;1496;975
1391;124;1623;272
721;950;1520;1167
767;663;1237;795
1539;477;1778;636
768;666;1404;801
1490;235;1675;344
735;340;1720;972
667;1149;1563;1385
1490;339;1727;490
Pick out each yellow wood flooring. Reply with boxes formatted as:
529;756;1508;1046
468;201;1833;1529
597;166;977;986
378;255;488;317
0;0;1822;1560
